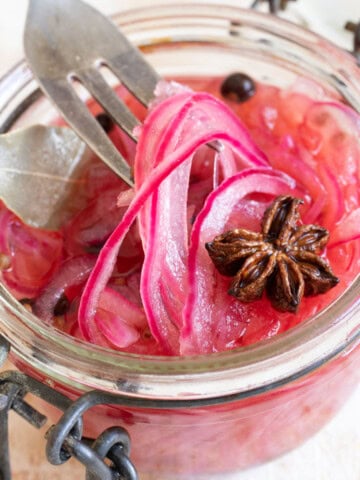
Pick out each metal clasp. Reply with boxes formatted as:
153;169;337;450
0;336;138;480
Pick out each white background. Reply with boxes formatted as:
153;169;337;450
0;1;359;479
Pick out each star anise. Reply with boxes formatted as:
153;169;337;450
205;196;339;313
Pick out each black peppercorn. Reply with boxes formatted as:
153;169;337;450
96;112;114;132
53;294;70;316
220;73;256;103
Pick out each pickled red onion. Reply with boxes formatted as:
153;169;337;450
94;287;147;348
74;81;360;354
34;255;95;323
78;91;270;351
329;208;360;247
0;207;63;298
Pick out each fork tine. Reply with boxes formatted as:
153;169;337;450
42;77;134;187
77;68;140;141
25;0;161;186
107;52;160;107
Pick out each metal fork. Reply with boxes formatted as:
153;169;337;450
24;0;161;187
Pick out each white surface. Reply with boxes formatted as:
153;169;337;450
0;1;359;479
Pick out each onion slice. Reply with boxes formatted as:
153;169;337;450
78;90;271;352
329;208;360;247
34;255;95;323
94;287;147;348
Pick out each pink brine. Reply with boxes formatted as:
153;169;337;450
1;75;360;357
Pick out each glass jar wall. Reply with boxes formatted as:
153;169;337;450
0;4;359;478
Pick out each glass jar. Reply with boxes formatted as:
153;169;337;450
0;3;360;479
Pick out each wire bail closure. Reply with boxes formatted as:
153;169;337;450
0;335;138;480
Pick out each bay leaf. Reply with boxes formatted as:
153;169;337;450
0;125;89;229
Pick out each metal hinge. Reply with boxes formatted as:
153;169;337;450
0;336;138;480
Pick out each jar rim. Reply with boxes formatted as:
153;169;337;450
0;3;360;401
